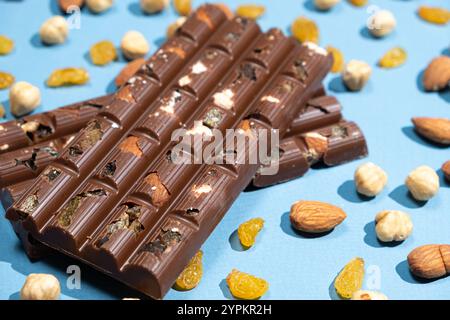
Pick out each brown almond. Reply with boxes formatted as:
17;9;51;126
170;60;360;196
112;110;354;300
144;173;170;207
115;58;146;88
289;200;346;233
442;160;450;182
412;117;450;145
407;244;450;279
422;56;450;91
59;0;84;13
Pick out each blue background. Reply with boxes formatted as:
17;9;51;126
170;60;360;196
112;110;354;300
0;0;449;300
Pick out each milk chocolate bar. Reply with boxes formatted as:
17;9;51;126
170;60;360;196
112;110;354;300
7;17;332;298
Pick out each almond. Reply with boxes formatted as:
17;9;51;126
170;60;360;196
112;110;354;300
442;160;450;182
407;244;450;279
303;132;328;155
412;117;450;145
422;56;450;91
59;0;85;13
289;200;346;233
115;58;146;88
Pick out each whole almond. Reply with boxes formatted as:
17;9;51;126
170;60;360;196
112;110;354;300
59;0;85;13
422;56;450;91
407;244;450;279
442;160;450;182
290;200;347;233
115;58;146;88
412;117;450;145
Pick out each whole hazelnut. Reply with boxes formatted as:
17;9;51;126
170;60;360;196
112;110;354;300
405;165;439;201
120;30;150;60
39;16;69;45
314;0;340;10
140;0;169;14
86;0;113;13
9;81;41;117
367;9;396;37
20;274;61;300
375;210;413;242
354;162;388;197
166;17;187;38
351;290;388;300
342;60;372;91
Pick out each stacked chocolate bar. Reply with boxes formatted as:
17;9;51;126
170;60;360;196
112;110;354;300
1;4;367;299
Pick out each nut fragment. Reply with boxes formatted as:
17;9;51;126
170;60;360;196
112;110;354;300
375;210;413;242
86;0;113;13
367;9;396;37
405;165;439;201
39;16;69;45
351;290;388;300
412;117;450;145
140;0;169;14
422;56;450;92
290;200;346;233
354;162;388;197
115;58;146;87
9;81;41;117
314;0;340;10
408;244;450;279
20;274;61;300
166;17;187;38
442;160;450;182
342;60;372;91
121;31;150;60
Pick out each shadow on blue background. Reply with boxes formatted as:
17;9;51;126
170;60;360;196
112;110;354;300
219;279;234;300
389;185;427;209
401;126;448;149
328;276;340;300
337;180;375;203
327;76;347;93
228;229;246;252
363;221;405;248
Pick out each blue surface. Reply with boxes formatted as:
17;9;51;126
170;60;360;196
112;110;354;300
0;0;449;300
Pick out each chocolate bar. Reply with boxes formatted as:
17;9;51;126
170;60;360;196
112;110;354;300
253;96;368;187
7;14;332;297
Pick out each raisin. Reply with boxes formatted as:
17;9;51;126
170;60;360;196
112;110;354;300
47;68;89;87
326;46;344;73
291;17;319;44
378;47;407;69
174;250;203;291
0;35;14;55
226;269;269;300
236;5;265;20
348;0;367;7
238;218;264;248
0;71;15;89
418;6;450;25
174;0;191;16
334;257;365;299
90;40;117;66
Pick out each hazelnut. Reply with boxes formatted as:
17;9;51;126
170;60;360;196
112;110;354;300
39;16;69;45
9;81;41;117
405;165;439;201
140;0;169;14
367;9;396;37
354;162;388;197
375;210;413;242
351;290;388;300
166;17;187;38
20;274;61;300
314;0;340;10
86;0;113;13
342;60;372;91
120;30;150;60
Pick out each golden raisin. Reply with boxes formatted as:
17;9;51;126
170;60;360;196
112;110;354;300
291;17;319;44
174;0;191;16
238;218;264;248
174;250;203;291
46;68;90;87
236;4;265;20
348;0;367;7
0;35;14;55
334;257;365;299
226;269;269;300
0;71;15;90
418;6;450;25
90;40;117;66
378;47;407;69
326;46;344;73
